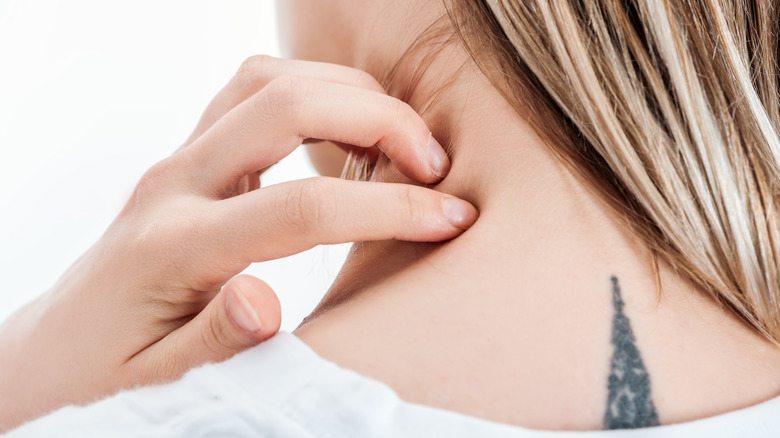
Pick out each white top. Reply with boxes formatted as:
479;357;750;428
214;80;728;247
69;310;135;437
8;332;780;437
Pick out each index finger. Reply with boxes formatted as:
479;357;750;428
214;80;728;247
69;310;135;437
181;76;450;194
180;56;385;149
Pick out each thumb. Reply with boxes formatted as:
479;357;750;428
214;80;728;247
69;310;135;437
218;275;282;347
135;275;282;381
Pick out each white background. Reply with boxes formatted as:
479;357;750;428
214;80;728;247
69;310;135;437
0;1;349;331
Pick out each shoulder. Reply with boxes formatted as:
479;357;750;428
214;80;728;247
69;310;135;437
6;367;304;437
6;334;315;437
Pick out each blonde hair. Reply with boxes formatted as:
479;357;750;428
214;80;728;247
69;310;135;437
346;0;780;344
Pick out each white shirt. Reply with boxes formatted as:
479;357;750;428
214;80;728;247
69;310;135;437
8;332;780;437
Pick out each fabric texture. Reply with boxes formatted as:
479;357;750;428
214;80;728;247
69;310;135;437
7;332;780;437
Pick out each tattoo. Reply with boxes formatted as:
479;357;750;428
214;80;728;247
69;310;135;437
603;276;660;429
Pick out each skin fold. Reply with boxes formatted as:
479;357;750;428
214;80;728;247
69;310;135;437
280;0;780;431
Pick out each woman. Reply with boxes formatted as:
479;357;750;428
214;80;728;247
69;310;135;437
4;0;780;435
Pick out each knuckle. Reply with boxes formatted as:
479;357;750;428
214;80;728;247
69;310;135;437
133;158;178;205
276;181;307;228
236;55;275;90
279;178;333;231
384;97;420;135
269;75;309;101
239;54;271;73
399;186;424;225
124;199;208;275
384;97;424;147
138;159;172;187
350;68;382;90
199;309;237;355
387;96;413;120
252;75;302;123
160;340;189;381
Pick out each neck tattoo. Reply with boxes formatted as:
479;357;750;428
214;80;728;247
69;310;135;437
603;276;660;429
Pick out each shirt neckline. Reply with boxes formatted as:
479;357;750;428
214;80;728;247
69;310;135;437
214;331;780;436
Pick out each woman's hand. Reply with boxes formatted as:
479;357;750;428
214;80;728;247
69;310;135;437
0;56;478;431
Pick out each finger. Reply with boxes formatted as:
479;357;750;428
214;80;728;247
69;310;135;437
182;76;451;195
248;170;262;191
133;275;281;381
235;169;263;196
207;177;479;263
180;55;385;150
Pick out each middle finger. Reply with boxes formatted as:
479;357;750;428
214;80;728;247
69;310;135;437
181;75;451;196
179;55;386;150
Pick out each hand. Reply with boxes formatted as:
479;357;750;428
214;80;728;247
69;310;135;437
0;55;478;431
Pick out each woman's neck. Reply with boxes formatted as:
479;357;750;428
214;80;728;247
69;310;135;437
294;26;780;430
302;40;658;318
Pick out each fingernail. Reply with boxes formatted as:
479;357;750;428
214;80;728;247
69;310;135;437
441;196;478;230
427;133;451;178
227;286;263;333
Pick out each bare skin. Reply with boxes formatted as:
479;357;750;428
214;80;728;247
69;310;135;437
0;56;478;431
281;0;780;431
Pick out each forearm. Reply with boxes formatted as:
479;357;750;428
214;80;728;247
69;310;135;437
0;296;65;431
0;287;115;432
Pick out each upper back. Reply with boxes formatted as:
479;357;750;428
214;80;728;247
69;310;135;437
295;228;780;431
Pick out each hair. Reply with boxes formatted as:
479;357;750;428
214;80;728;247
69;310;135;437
344;0;780;344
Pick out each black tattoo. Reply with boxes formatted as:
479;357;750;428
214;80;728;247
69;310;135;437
603;276;660;429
